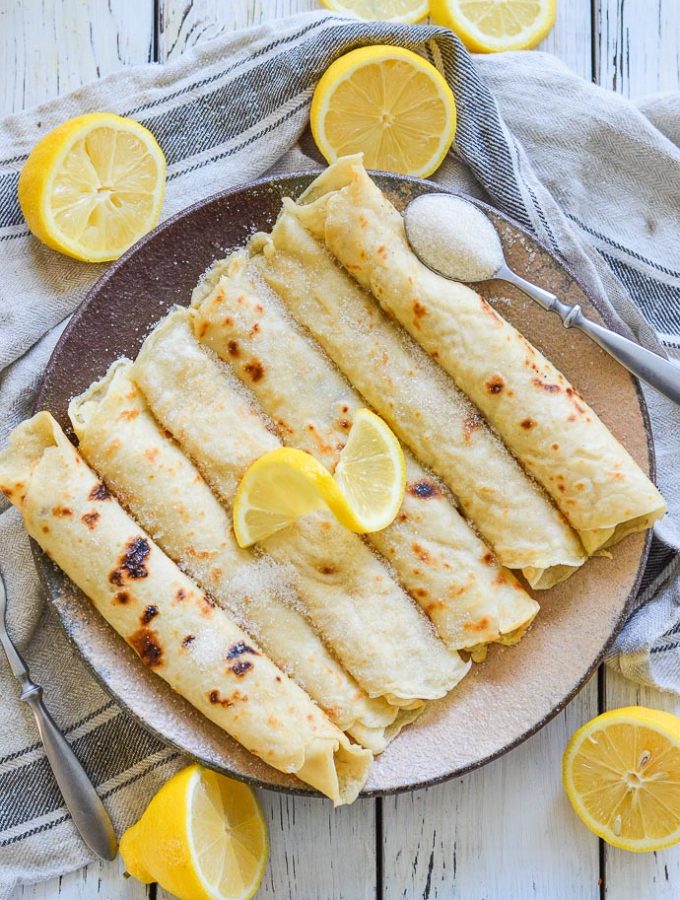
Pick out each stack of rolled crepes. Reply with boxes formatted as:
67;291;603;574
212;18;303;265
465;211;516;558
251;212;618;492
0;155;666;804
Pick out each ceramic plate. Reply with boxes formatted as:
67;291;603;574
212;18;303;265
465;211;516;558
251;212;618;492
34;172;652;796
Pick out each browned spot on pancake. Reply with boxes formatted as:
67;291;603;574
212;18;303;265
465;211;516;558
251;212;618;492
485;374;505;395
464;616;491;633
196;320;209;339
407;480;440;500
482;551;496;565
551;442;560;451
250;323;261;337
227;339;239;357
337;418;351;432
119;408;139;421
566;386;583;400
415;588;428;598
412;543;431;563
182;634;195;648
201;594;217;612
176;588;187;602
230;660;253;677
613;471;626;481
275;675;282;682
413;301;427;321
377;245;388;258
254;303;263;314
226;641;258;659
81;511;100;530
558;484;566;492
567;413;578;423
222;316;233;327
129;627;162;667
144;447;159;462
532;377;561;393
208;689;246;707
41;525;49;534
114;591;130;605
412;567;422;576
319;565;336;575
398;512;409;522
89;482;110;501
341;405;350;414
462;410;482;442
110;537;150;587
493;572;508;586
52;506;72;517
520;417;537;430
244;359;264;382
141;605;158;625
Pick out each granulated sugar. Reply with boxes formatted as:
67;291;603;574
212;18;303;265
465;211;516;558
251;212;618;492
405;194;503;282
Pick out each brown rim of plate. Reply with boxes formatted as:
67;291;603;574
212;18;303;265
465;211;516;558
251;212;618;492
33;169;654;798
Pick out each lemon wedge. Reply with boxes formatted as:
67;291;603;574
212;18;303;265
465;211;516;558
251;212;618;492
233;408;406;547
430;0;556;52
320;0;428;22
18;112;166;262
120;764;268;900
310;45;457;178
563;707;680;852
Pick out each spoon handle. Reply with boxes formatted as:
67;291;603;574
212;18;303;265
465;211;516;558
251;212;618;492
500;266;680;406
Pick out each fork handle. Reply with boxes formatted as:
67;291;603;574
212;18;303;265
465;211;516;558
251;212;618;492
501;265;680;406
23;688;118;860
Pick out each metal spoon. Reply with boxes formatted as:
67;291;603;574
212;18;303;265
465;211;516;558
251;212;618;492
404;193;680;406
0;570;117;860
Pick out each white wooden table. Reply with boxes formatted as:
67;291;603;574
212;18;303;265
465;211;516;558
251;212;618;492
3;1;680;897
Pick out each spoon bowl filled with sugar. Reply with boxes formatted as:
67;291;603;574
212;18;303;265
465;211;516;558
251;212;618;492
404;192;680;406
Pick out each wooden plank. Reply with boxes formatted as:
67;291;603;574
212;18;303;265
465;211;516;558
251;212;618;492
13;858;150;899
158;0;318;61
603;671;680;898
539;0;593;80
0;0;154;116
382;680;601;899
595;0;680;97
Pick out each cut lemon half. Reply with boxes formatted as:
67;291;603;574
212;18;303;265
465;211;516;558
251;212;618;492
233;408;406;547
563;707;680;852
311;45;457;178
120;764;268;900
18;112;166;262
430;0;556;53
320;0;428;22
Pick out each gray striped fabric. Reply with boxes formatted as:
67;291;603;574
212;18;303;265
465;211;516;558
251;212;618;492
1;10;679;895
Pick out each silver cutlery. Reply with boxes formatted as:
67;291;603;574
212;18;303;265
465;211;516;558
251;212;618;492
404;193;680;406
0;570;117;860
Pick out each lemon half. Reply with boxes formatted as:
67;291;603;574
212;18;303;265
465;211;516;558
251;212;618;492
430;0;556;53
311;45;457;178
233;409;406;547
120;764;268;900
18;112;166;262
563;707;680;852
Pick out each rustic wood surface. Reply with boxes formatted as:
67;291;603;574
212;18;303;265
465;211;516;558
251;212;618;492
3;0;679;897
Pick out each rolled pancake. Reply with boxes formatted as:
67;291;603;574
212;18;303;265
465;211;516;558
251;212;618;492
250;208;585;589
294;157;666;555
0;412;371;804
132;308;469;706
69;360;400;752
192;254;539;652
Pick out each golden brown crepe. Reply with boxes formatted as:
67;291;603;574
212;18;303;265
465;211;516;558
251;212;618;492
69;359;401;752
132;308;470;707
293;156;666;556
191;252;539;651
0;412;372;804
248;206;586;589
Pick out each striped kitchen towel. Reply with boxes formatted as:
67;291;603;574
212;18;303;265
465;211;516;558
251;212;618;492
1;10;679;895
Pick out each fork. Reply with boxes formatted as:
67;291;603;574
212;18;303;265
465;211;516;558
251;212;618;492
0;570;117;860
